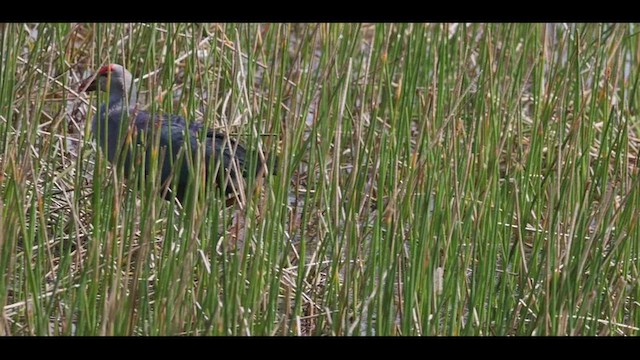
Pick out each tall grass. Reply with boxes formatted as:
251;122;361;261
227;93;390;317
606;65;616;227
0;23;638;335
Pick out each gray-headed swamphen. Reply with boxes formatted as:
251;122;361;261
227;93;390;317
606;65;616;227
79;64;271;202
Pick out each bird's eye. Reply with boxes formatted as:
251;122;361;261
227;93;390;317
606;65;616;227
98;65;113;76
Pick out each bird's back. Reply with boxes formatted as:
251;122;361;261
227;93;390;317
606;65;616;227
96;107;264;201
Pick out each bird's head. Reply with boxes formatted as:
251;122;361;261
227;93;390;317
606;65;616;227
79;64;132;94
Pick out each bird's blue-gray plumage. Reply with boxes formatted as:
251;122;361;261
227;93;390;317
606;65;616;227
83;64;264;202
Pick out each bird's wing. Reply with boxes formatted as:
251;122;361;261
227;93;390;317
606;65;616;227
130;109;256;178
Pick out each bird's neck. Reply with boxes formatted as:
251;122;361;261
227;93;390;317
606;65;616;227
107;82;138;111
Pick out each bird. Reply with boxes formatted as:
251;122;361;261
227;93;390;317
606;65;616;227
79;63;270;203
